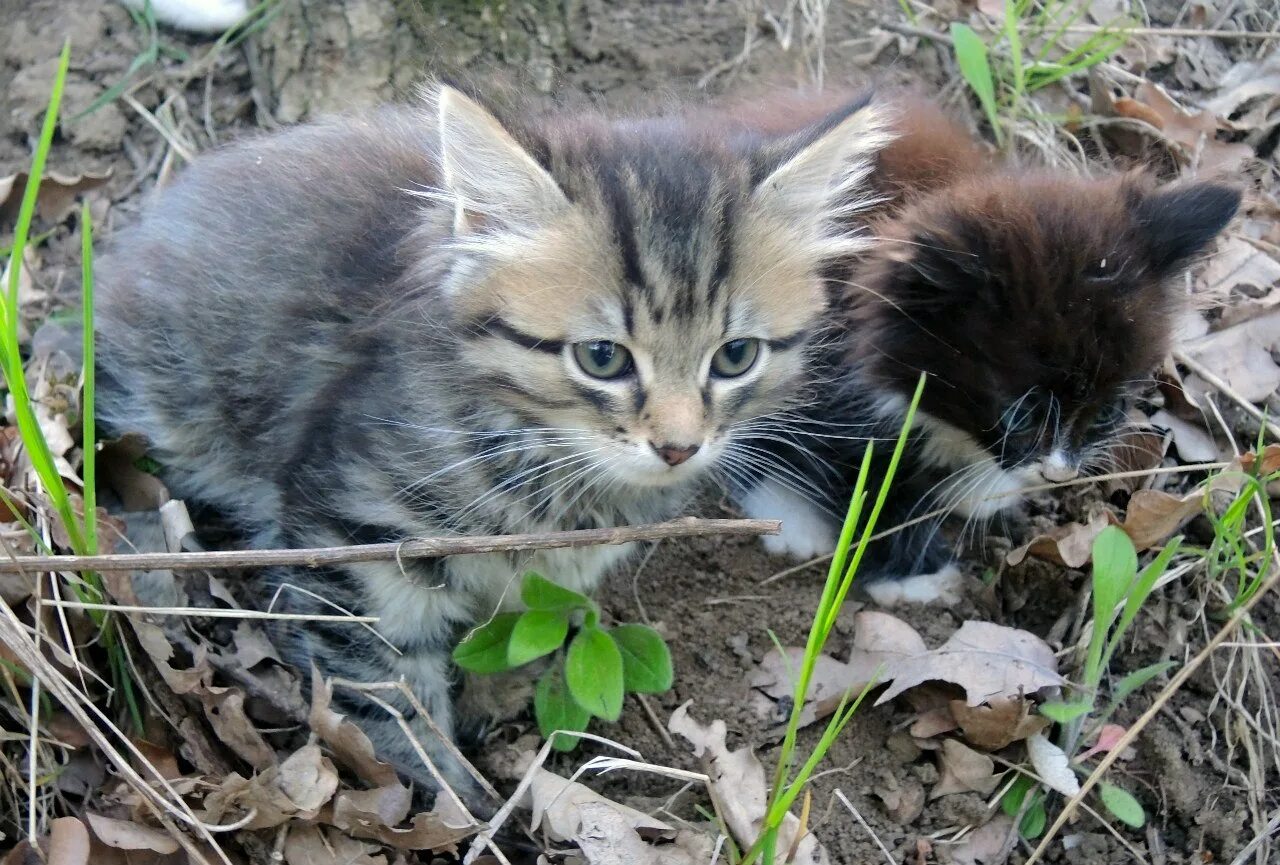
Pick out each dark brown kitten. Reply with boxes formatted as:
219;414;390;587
732;92;1241;603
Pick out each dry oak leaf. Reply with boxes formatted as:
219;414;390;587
518;759;673;843
950;696;1050;751
947;814;1016;865
669;703;829;865
84;813;179;855
276;739;340;812
46;817;91;865
751;611;927;729
1181;309;1280;405
875;621;1063;708
931;739;1000;799
309;671;401;787
1132;82;1254;173
1007;512;1117;569
0;170;111;225
284;825;386;865
574;801;712;865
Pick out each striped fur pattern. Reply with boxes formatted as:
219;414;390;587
94;84;893;805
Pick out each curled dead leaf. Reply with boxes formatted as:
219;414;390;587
84;814;179;855
1027;733;1080;796
947;814;1016;865
284;826;385;865
750;611;926;730
932;739;999;799
276;740;339;813
47;817;91;865
0;170;111;225
950;697;1050;751
669;703;828;865
310;672;400;788
875;621;1063;708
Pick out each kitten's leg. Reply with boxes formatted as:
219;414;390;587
738;478;840;559
863;564;963;606
852;490;964;607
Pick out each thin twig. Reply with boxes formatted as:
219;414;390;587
1025;564;1280;864
1172;350;1280;442
1062;24;1280;39
834;790;895;865
0;517;780;574
39;600;379;623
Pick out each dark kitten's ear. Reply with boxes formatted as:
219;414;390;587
1133;181;1241;274
432;84;568;236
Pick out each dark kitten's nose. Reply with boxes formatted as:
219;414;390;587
652;443;700;466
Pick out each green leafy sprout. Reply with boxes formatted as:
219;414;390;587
452;573;672;751
1005;526;1177;837
2;45;142;728
950;0;1133;146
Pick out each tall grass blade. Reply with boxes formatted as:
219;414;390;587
950;23;1003;145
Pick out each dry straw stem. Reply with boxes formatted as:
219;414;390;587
1024;563;1280;864
1172;349;1280;442
0;517;780;574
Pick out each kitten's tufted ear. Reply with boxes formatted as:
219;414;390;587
750;97;896;254
1133;181;1241;274
434;84;569;235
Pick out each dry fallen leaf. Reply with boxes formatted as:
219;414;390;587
947;814;1016;865
573;801;711;865
950;697;1050;751
1181;309;1280;405
1027;733;1080;797
875;622;1063;708
520;761;673;842
931;739;999;798
1007;512;1116;569
276;740;340;813
84;814;179;855
0;170;111;225
47;817;91;865
1132;81;1254;173
310;673;401;788
669;703;828;865
284;826;386;865
751;611;926;729
1150;409;1220;464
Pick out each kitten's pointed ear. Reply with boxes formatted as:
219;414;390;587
434;84;568;235
750;97;895;250
1132;181;1241;274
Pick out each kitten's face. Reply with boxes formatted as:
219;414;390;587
852;174;1239;497
433;88;892;488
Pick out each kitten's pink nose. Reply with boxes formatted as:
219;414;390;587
652;443;700;467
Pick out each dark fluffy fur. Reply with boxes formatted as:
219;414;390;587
734;93;1241;598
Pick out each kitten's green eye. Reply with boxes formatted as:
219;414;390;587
710;338;761;378
573;341;633;379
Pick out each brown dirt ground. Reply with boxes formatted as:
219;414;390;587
2;1;1278;863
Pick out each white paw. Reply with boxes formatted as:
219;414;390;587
739;480;839;559
864;564;963;607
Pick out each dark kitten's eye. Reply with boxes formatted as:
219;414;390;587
710;338;761;378
573;341;633;379
1083;255;1124;282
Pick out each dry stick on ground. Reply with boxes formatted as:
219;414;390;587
1172;350;1280;442
0;518;780;574
1024;564;1280;864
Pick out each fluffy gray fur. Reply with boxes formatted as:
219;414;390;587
95;85;891;806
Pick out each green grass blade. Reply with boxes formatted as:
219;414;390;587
950;23;1004;146
81;202;97;555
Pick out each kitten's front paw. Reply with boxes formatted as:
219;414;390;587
739;480;839;560
864;564;962;607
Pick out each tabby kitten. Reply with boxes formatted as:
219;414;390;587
732;93;1241;603
94;84;893;802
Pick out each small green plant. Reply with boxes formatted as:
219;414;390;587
1200;443;1279;610
1006;526;1178;836
737;374;925;865
2;44;142;729
950;0;1132;146
452;573;672;750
